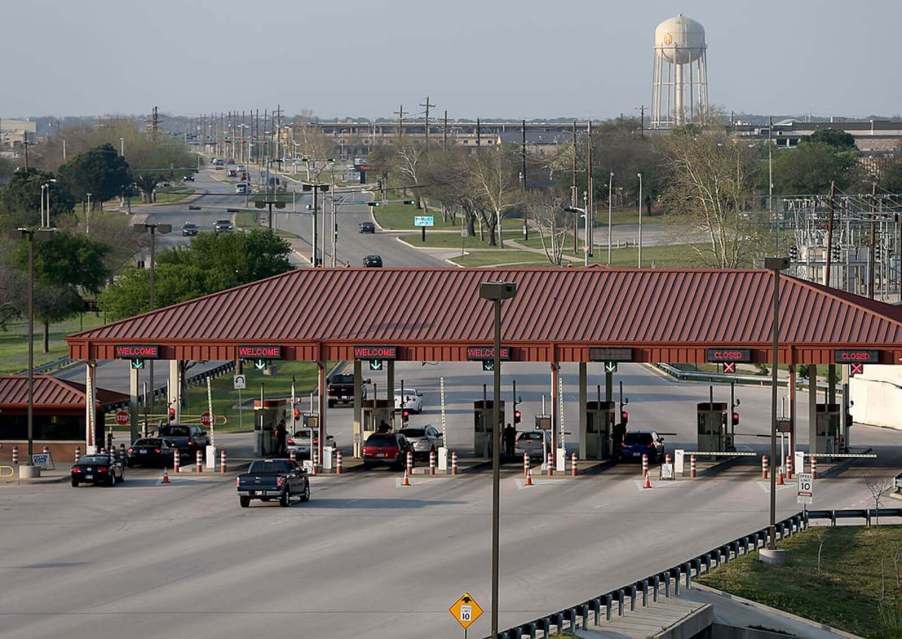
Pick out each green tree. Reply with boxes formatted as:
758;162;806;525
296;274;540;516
878;155;902;193
772;142;861;195
126;138;197;202
58;143;131;206
805;128;857;151
0;168;75;230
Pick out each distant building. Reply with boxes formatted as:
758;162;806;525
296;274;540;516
0;118;36;149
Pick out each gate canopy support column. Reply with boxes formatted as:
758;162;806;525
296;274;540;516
809;365;818;456
578;362;588;459
129;365;139;444
353;360;363;458
318;361;328;463
167;360;183;422
551;361;559;462
85;361;97;453
387;360;395;426
788;364;797;461
840;365;850;450
605;367;613;403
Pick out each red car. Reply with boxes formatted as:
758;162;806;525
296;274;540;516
362;433;413;470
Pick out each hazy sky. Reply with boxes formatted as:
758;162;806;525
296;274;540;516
4;0;900;120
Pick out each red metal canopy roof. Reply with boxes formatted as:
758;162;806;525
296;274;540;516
0;375;128;411
67;267;902;365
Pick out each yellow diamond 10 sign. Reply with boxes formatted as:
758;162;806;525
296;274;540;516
449;592;483;630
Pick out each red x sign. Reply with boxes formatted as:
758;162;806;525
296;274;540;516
850;363;864;376
723;362;736;374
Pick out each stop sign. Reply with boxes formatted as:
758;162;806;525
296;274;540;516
200;412;211;427
115;410;129;426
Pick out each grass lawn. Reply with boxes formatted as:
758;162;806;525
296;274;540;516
446;242;713;269
449;250;549;268
0;314;106;375
400;228;526;250
374;203;458;230
235;210;299;239
153;187;195;205
699;526;902;639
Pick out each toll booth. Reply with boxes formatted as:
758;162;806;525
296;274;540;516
360;399;394;443
473;400;505;458
254;398;289;456
697;402;730;453
814;403;840;454
585;400;615;459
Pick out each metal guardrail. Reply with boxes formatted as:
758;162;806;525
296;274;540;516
17;356;73;376
655;363;830;390
491;507;902;639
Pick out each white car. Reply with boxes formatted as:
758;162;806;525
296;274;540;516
287;428;336;459
394;388;423;414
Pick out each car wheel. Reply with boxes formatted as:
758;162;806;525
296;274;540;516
327;400;335;408
363;461;373;470
239;496;250;508
71;479;79;487
300;482;310;503
280;488;291;507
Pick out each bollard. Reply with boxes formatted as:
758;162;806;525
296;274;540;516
451;450;458;476
11;446;18;466
617;589;624;616
571;451;577;477
406;450;413;476
811;455;817;479
289;450;297;463
690;453;697;479
429;449;435;476
42;445;49;457
119;443;126;461
761;455;769;479
74;446;81;463
653;575;660;602
665;452;672;466
312;449;318;476
787;453;794;479
196;449;203;473
173;449;181;473
641;580;648;606
604;594;613;621
335;450;342;475
546;449;553;477
641;453;648;477
220;449;227;473
106;431;113;452
523;451;529;479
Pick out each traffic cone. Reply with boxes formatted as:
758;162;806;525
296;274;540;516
778;470;785;486
160;469;171;485
525;466;534;486
642;471;653;489
401;467;411;487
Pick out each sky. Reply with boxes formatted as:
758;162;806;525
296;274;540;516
3;0;901;120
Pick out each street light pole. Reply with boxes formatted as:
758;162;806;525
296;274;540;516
479;280;517;639
134;222;171;424
608;172;614;265
765;256;789;550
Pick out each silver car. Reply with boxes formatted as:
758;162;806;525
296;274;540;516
398;425;443;459
287;428;335;459
515;431;546;460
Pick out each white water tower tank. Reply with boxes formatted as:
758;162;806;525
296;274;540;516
651;14;709;128
654;15;706;64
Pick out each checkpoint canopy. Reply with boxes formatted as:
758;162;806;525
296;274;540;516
66;267;902;365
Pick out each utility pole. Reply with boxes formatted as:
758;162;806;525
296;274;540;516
768;116;775;253
419;97;434;146
825;182;836;287
570;121;577;207
587;120;594;257
394;105;405;141
868;182;877;299
442;110;448;150
151;106;159;142
521;120;528;192
639;105;645;137
476;118;481;147
275;104;282;170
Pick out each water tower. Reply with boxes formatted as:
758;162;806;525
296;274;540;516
651;14;709;129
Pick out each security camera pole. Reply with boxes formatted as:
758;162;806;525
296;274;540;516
479;280;517;638
134;222;171;423
765;256;789;549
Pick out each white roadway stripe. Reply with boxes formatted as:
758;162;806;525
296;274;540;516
756;481;791;494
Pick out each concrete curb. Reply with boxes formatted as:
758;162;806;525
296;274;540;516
689;583;863;639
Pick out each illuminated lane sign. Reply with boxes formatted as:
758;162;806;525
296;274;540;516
706;348;753;363
354;345;398;360
834;349;880;364
115;345;160;359
466;346;511;361
589;348;633;362
237;345;282;360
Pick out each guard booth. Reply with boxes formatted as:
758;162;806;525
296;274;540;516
697;402;731;453
473;400;505;458
585;400;615;459
814;403;840;454
360;398;394;441
254;398;289;456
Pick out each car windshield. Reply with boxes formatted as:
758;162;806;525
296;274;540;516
331;374;353;384
248;460;295;474
366;434;398;447
160;426;190;436
624;433;654;445
395;389;417;396
216;220;230;226
518;433;542;441
400;428;425;438
135;439;162;447
78;455;110;464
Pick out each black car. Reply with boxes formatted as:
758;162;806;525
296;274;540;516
182;175;195;182
236;459;310;507
127;437;175;468
182;222;198;236
214;220;234;234
618;431;665;462
157;424;209;460
71;454;125;487
362;432;413;470
363;255;383;268
359;222;376;234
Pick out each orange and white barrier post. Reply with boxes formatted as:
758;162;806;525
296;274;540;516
335;450;343;475
786;453;794;480
173;449;181;473
11;446;18;466
571;452;577;477
429;449;436;476
451;451;458;476
641;453;648;477
811;455;817;479
220;449;227;473
75;446;81;463
406;451;413;476
690;454;697;479
119;443;126;460
761;455;769;480
289;450;297;463
196;450;203;473
523;452;529;479
312;449;318;476
546;449;554;477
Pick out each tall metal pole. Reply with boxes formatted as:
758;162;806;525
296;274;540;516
766;259;786;550
825;182;836;287
637;173;643;268
26;232;34;460
491;298;501;639
148;226;156;416
608;172;614;265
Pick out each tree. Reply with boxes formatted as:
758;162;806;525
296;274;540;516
772;142;861;195
0;168;75;231
866;477;895;525
57;144;131;206
0;157;15;185
292;123;338;181
526;191;572;265
465;146;521;247
393;140;428;209
879;154;902;193
805;128;857;151
128;139;196;202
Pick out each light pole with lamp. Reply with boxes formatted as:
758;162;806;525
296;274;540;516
608;172;614;265
478;280;517;639
40;179;56;227
637;173;643;268
564;193;591;266
765;256;789;553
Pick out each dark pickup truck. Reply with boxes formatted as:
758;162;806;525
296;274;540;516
236;459;310;508
327;373;366;407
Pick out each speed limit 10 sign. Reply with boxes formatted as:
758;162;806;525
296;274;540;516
797;472;814;505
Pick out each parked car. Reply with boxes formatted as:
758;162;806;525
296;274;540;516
515;431;546;460
156;424;209;460
214;219;234;234
126;438;175;468
394;388;423;413
286;428;336;460
359;222;376;233
327;373;366;407
362;432;413;470
71;453;125;487
398;425;443;459
235;183;249;194
362;255;383;267
236;459;309;507
181;222;198;236
618;431;665;462
182;175;195;182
